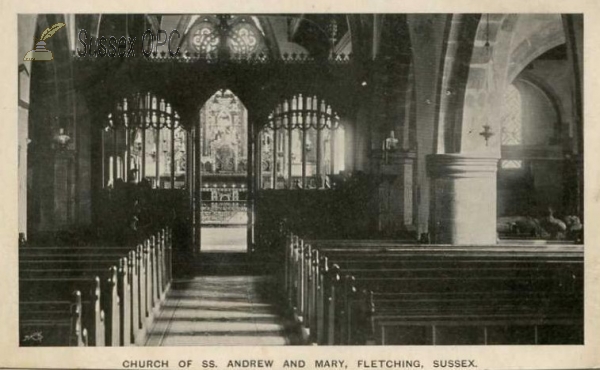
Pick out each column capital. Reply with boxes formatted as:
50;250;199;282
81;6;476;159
427;153;499;179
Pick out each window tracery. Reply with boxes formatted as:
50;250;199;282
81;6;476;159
199;90;248;225
228;23;260;54
186;16;266;56
103;92;187;189
501;84;523;170
199;90;247;174
190;21;220;53
259;94;345;189
501;84;523;146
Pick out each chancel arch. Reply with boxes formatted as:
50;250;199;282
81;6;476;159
196;89;250;253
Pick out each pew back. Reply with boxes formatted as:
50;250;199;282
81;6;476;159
284;234;583;345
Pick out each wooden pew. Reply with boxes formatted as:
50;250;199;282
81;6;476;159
335;271;582;345
299;243;581;323
361;290;583;345
285;234;583;345
20;259;130;346
20;277;105;346
19;227;172;346
21;229;170;307
329;258;580;344
20;291;86;346
21;251;144;345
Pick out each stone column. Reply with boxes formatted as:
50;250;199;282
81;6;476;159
427;154;498;244
18;65;30;236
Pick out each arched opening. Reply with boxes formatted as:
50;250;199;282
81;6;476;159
198;89;250;253
497;64;576;240
99;92;188;244
102;93;186;189
258;94;345;190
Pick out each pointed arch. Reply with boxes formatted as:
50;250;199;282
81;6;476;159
459;14;566;154
199;89;249;175
436;14;481;154
259;93;344;190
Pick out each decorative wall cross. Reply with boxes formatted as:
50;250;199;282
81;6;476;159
479;124;494;146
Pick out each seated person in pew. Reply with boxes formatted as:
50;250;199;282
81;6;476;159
564;215;583;243
498;207;583;242
539;207;567;239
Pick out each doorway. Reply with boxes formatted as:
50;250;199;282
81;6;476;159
198;89;250;253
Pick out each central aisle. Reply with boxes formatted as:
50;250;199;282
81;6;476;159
145;276;300;346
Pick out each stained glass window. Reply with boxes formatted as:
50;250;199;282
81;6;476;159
501;84;522;146
199;90;248;226
500;84;523;170
501;160;522;169
259;94;345;190
228;22;261;54
173;127;187;174
261;128;273;176
103;92;186;189
190;20;219;53
199;90;248;175
186;16;266;56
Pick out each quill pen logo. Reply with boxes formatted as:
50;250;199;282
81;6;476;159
23;22;66;61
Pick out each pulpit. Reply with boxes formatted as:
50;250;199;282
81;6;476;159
371;149;416;236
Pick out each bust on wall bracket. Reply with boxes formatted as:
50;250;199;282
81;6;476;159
382;130;399;164
52;128;71;151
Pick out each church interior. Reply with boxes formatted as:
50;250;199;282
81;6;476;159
17;13;583;346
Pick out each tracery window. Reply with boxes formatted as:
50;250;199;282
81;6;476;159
500;84;523;169
259;94;345;189
190;20;220;54
103;92;187;189
187;15;266;56
199;90;248;225
228;22;260;54
199;90;248;174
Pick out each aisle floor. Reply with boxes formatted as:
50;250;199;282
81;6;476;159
201;227;247;253
145;276;299;346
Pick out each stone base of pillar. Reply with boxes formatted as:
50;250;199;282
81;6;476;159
427;154;499;245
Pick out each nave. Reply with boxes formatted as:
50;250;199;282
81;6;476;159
18;222;583;347
16;13;584;348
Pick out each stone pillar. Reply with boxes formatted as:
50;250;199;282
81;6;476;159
427;154;498;244
18;65;30;237
407;14;450;236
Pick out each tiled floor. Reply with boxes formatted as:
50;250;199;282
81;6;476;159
145;276;299;346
